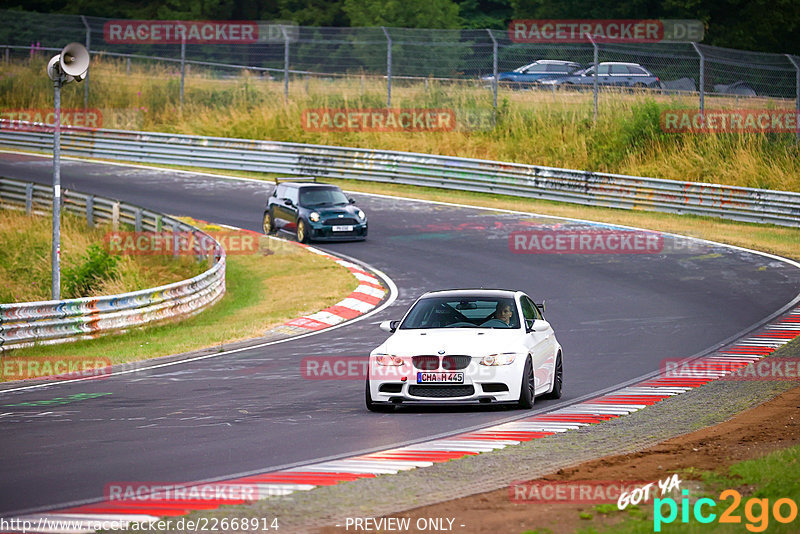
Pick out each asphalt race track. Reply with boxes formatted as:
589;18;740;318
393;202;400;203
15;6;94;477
1;152;799;516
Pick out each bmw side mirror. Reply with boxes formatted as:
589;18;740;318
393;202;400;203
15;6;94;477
380;320;399;333
531;319;549;332
349;197;356;204
284;198;294;207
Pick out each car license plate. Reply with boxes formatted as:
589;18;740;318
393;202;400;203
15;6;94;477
332;225;353;232
417;372;464;383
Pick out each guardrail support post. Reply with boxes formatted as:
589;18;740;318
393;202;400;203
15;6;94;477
112;201;120;230
486;29;498;111
25;183;33;215
156;214;162;232
134;208;142;232
81;15;91;109
172;222;179;258
692;42;705;115
86;195;94;228
787;54;800;143
180;36;186;109
280;25;290;102
382;27;392;107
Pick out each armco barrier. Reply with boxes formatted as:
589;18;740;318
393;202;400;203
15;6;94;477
0;177;226;351
0;123;798;226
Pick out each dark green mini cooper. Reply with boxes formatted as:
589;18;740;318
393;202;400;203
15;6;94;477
262;180;368;243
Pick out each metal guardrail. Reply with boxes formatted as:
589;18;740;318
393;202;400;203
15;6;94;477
0;123;798;227
0;176;226;351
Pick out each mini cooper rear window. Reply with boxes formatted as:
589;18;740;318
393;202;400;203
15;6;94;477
400;297;520;329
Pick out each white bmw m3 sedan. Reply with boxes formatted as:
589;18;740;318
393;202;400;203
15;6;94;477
366;289;563;411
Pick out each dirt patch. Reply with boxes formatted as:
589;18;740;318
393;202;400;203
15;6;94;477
317;384;800;534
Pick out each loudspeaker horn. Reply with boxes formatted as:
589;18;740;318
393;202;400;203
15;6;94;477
59;43;90;79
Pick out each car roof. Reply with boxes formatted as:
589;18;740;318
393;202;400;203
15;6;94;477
419;289;522;299
528;60;580;64
278;182;340;189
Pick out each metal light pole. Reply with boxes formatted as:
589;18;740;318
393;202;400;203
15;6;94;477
46;43;90;299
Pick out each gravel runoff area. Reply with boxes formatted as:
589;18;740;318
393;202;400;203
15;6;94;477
149;341;800;533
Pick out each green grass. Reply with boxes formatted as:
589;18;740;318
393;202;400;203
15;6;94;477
2;57;799;191
1;215;360;376
0;208;205;302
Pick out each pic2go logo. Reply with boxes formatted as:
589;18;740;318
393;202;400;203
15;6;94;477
654;489;799;532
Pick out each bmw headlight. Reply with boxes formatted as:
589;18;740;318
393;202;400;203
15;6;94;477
309;212;320;222
356;209;366;220
480;353;518;366
374;354;404;366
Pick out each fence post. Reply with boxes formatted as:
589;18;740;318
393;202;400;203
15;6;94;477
86;195;94;228
81;15;91;109
486;29;498;110
281;25;290;102
180;36;186;109
787;54;799;143
25;183;33;215
4;46;9;63
126;56;131;75
692;42;704;115
382;27;392;107
134;208;142;232
586;33;598;123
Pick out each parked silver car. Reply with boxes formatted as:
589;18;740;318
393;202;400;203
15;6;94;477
537;62;661;89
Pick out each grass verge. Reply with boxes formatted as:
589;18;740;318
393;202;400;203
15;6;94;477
0;207;205;302
2;57;799;191
1;219;359;376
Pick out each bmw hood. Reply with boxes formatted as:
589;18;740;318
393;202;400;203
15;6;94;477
375;329;525;357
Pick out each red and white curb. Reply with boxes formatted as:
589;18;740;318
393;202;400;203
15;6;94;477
6;306;798;533
278;244;386;332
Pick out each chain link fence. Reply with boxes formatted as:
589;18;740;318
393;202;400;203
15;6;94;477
1;9;799;135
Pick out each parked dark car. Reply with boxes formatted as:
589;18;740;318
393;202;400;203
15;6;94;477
263;180;367;243
537;62;661;89
481;60;582;88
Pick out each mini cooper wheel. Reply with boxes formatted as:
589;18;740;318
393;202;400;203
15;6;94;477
542;352;563;400
296;219;308;243
518;356;535;409
262;211;274;235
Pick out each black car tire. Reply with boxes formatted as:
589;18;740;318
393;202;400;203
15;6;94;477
366;379;394;412
296;218;308;243
518;356;535;409
262;210;274;235
542;352;563;400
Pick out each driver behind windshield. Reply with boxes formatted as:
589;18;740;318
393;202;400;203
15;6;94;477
481;301;518;328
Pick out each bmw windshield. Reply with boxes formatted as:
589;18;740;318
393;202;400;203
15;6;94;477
400;297;520;329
